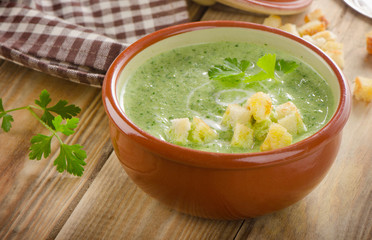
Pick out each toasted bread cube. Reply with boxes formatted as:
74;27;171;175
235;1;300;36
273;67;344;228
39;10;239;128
298;20;326;36
325;49;344;69
263;15;282;28
169;118;191;144
321;41;343;52
231;123;254;148
189;117;218;143
253;118;272;141
302;35;326;49
304;9;329;27
322;41;344;68
260;123;292;151
367;31;372;54
276;101;299;119
245;92;272;122
353;76;372;102
222;104;252;129
279;23;300;37
278;112;306;135
275;101;306;135
312;31;337;42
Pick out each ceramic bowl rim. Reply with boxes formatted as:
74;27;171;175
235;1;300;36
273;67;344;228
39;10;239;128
102;20;350;169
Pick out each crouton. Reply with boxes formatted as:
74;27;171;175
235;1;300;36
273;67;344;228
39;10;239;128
189;117;218;143
260;123;292;151
302;34;327;49
278;112;306;135
169;118;191;144
263;15;282;28
312;30;337;42
298;20;326;36
302;35;322;48
276;101;299;119
321;41;343;52
304;9;329;27
253;118;272;141
325;49;344;68
366;31;372;54
221;104;252;129
245;92;272;122
279;23;300;37
353;76;372;102
231;123;254;148
321;41;344;64
275;101;306;135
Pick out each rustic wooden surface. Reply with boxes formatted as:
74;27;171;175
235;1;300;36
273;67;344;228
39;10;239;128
0;0;371;239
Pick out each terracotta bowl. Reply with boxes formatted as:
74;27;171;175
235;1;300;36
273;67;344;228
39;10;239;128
102;21;351;220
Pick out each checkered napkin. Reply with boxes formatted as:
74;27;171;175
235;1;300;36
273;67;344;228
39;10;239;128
0;0;189;87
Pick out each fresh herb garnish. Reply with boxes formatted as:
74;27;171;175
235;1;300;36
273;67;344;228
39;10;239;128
0;90;86;176
35;90;81;129
0;99;14;132
208;58;251;81
275;59;299;74
208;53;299;84
245;53;277;83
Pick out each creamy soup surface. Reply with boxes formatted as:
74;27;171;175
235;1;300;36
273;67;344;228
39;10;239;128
122;41;335;153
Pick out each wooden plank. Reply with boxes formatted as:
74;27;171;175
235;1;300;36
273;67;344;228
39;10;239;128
1;0;371;239
56;153;243;240
199;0;372;239
0;62;113;239
187;0;209;22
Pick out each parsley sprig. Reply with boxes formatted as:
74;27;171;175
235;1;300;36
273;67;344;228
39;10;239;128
0;90;86;176
208;54;299;84
208;58;252;80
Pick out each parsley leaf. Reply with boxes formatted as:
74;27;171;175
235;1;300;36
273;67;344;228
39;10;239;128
52;116;79;136
40;111;55;129
208;54;299;85
257;53;276;78
51;115;87;176
29;134;53;160
208;58;251;81
0;99;14;132
54;144;86;176
35;90;81;128
35;89;52;108
275;59;299;74
1;113;14;132
1;90;86;176
245;54;276;82
47;100;81;119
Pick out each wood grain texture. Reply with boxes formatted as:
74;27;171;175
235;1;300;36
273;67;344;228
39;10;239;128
0;0;371;239
56;153;243;240
0;62;113;239
187;0;209;21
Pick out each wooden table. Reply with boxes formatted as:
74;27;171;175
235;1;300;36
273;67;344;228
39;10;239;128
1;0;371;239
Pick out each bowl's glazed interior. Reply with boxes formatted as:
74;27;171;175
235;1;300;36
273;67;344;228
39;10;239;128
116;24;341;120
103;21;350;219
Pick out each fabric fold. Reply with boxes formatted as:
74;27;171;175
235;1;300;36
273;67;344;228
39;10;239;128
0;0;189;87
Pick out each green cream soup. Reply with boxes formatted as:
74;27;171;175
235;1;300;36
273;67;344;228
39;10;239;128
122;41;335;153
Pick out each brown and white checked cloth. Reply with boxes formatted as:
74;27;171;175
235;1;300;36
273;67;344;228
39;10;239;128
0;0;189;87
